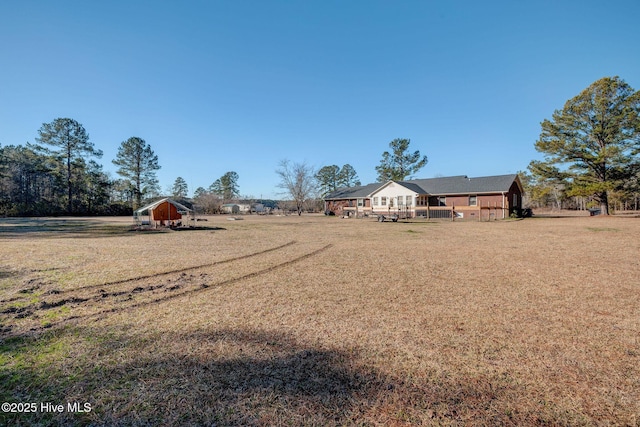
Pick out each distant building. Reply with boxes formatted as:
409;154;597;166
324;174;524;220
221;203;252;214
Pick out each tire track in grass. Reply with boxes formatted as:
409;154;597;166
1;240;295;331
52;240;298;294
93;243;334;315
3;243;333;337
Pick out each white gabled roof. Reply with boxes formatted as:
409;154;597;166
369;180;424;197
135;198;192;215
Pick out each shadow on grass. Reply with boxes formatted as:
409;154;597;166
0;218;226;239
1;327;382;425
0;326;589;426
0;219;133;239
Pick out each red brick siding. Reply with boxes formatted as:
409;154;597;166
325;198;370;214
429;194;505;208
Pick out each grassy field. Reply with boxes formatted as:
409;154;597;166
1;214;639;426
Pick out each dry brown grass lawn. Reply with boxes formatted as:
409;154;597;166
1;214;639;426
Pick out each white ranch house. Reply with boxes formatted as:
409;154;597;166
324;174;524;220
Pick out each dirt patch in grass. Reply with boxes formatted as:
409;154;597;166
1;214;639;425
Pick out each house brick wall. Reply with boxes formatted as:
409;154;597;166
325;175;524;219
428;194;505;208
325;200;351;214
325;198;371;215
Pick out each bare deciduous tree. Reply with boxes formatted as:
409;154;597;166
276;159;317;215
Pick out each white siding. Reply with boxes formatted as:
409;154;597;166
370;182;418;211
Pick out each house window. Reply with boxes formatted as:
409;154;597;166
438;196;446;206
357;198;364;207
513;193;518;207
469;195;477;206
397;197;403;207
373;197;378;206
389;197;394;207
406;195;412;206
381;197;387;206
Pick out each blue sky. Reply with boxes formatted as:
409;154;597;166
1;1;639;199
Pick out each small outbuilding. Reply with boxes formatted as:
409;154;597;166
134;198;193;228
221;203;240;214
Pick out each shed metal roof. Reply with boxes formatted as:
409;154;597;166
135;198;193;214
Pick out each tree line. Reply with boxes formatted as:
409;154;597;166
0;118;252;216
2;77;638;217
0;114;428;217
0;118;163;216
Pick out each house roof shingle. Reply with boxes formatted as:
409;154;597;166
325;174;521;199
324;183;382;200
407;174;520;195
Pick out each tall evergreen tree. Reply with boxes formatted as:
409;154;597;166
210;171;239;200
35;118;102;213
338;164;361;188
375;138;428;182
0;143;6;180
532;76;640;215
316;164;361;196
315;165;340;197
172;176;188;198
193;186;207;199
81;160;110;214
112;137;160;209
0;145;59;215
110;178;135;206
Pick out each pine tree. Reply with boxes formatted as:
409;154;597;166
35;118;102;213
112;137;160;209
532;76;640;215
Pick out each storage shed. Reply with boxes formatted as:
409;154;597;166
134;198;193;228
